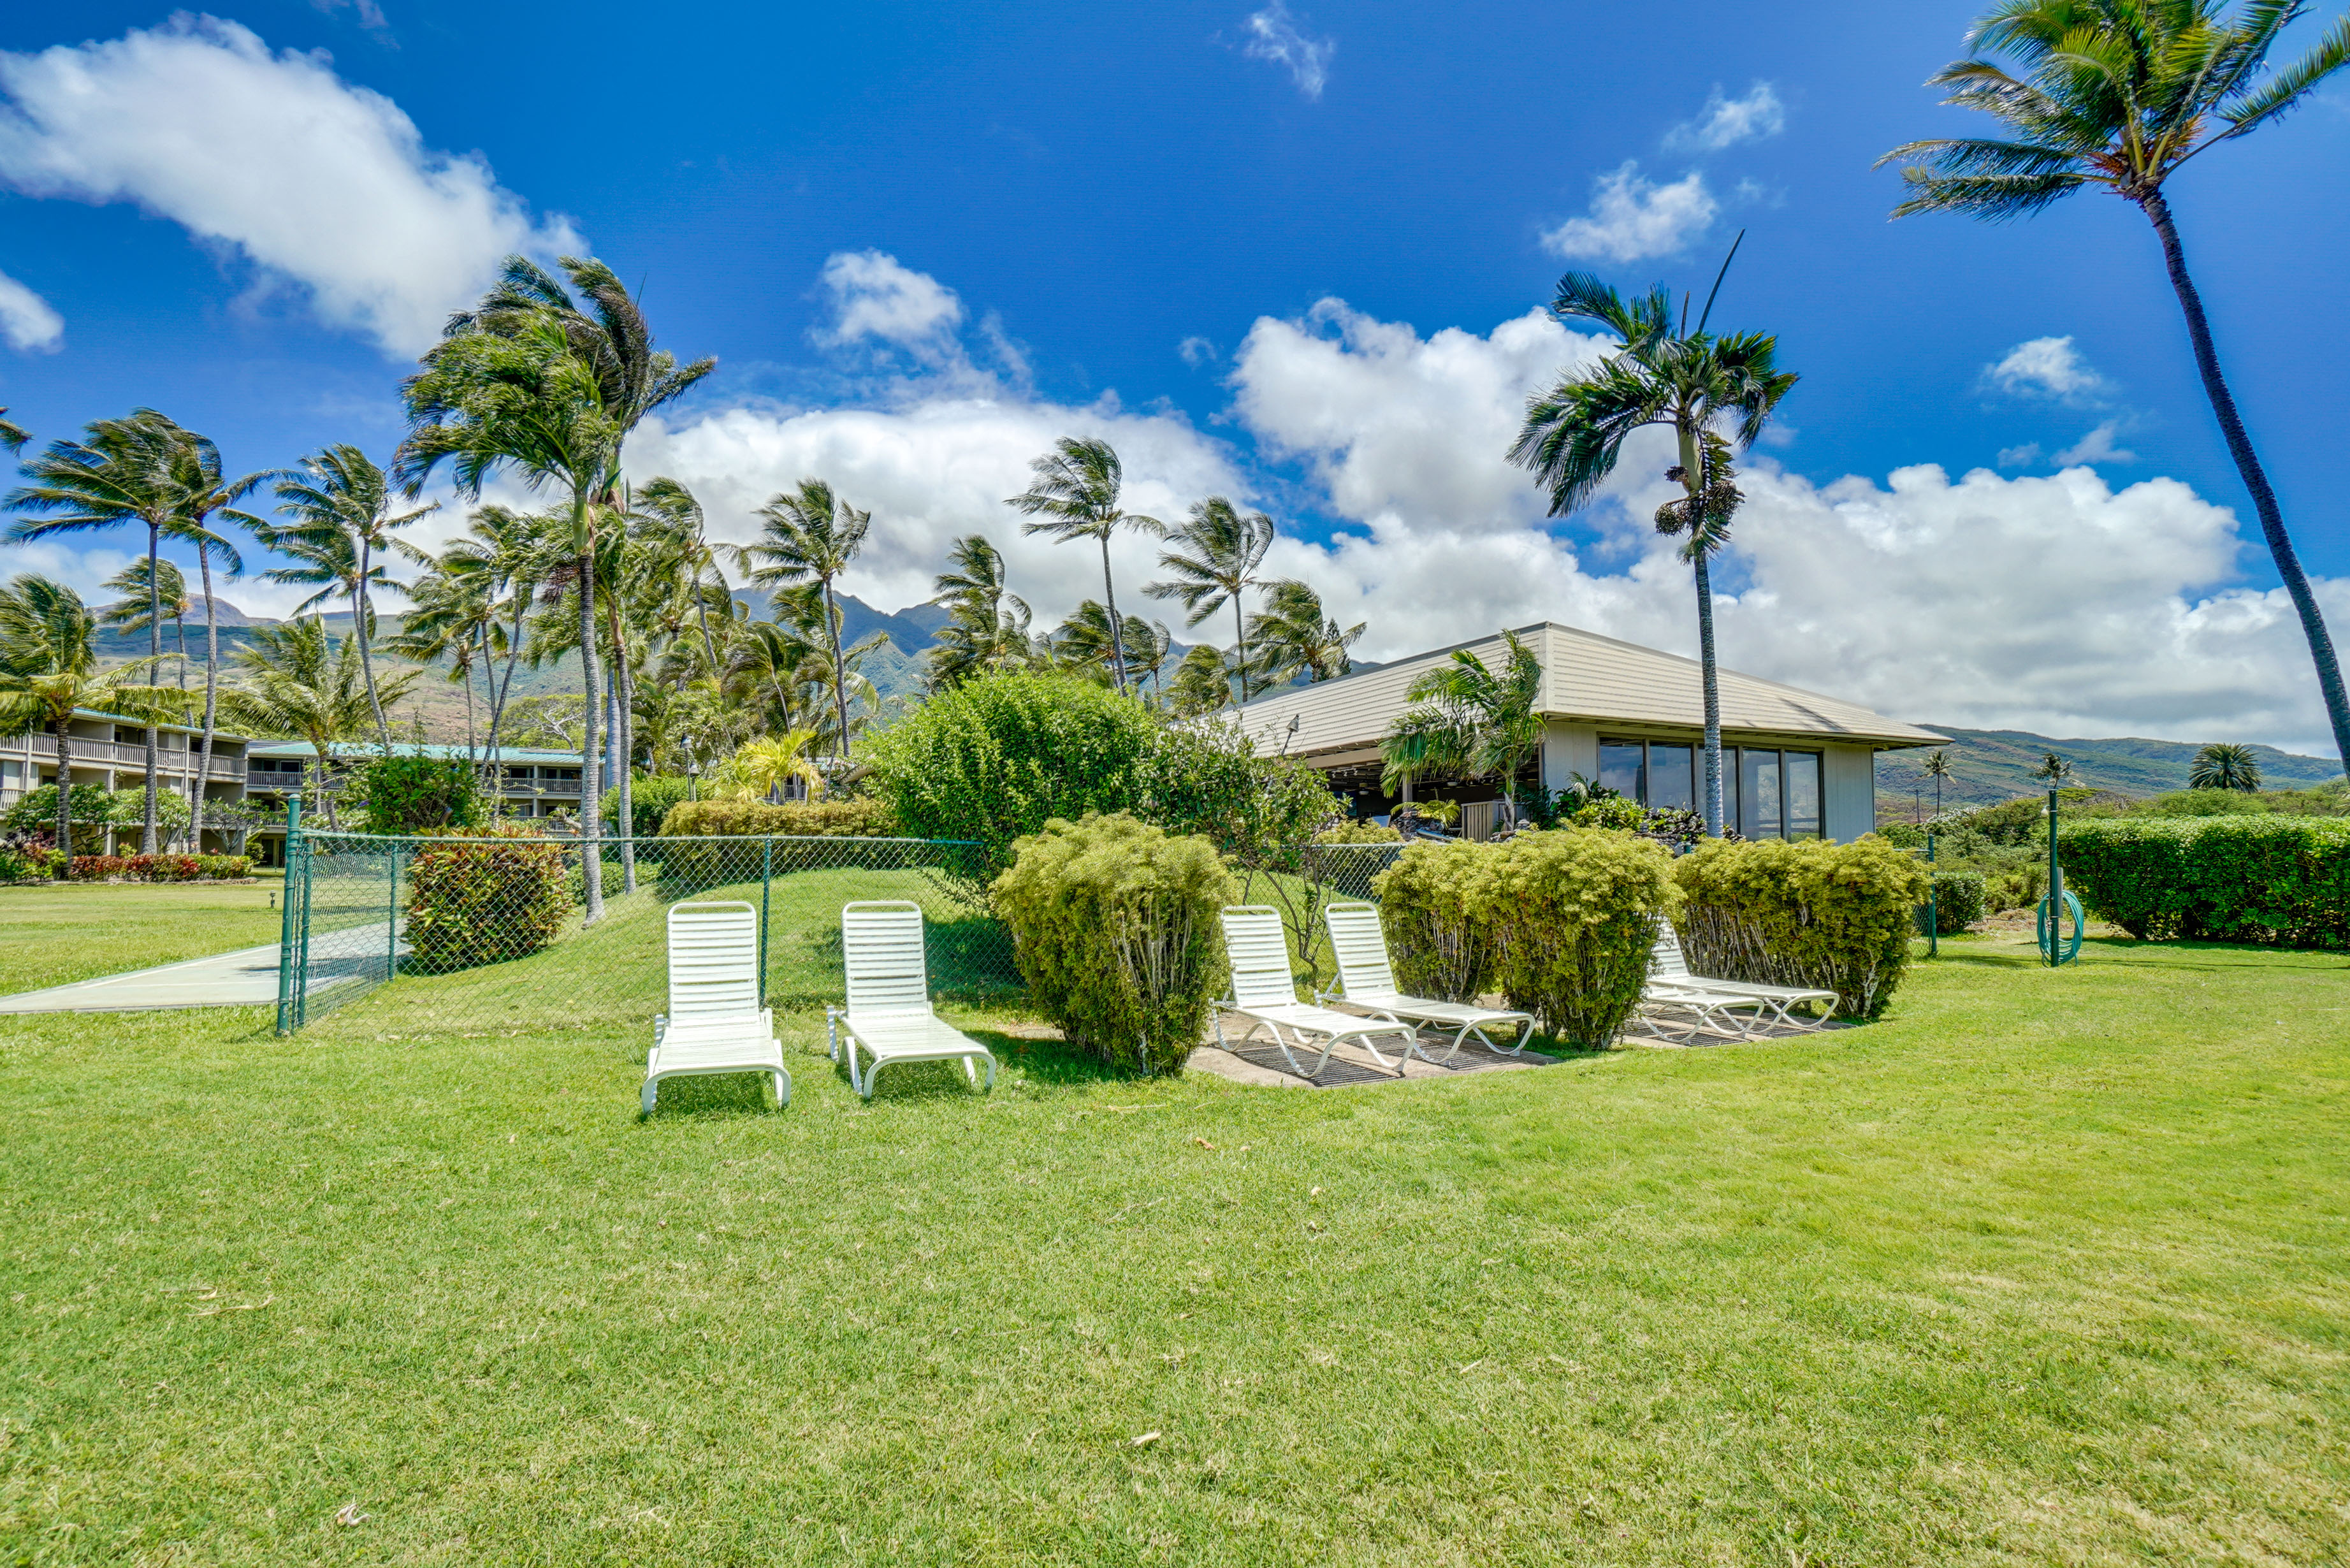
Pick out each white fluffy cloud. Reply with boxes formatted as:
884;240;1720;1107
1541;163;1717;263
2053;420;2136;465
814;249;964;351
1665;83;1785;152
1240;4;1334;99
0;265;61;351
0;17;575;356
1988;335;2109;402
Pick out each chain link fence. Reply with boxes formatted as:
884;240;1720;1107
273;829;1408;1040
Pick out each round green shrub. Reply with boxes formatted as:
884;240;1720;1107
1370;840;1502;1003
1472;829;1680;1046
403;825;574;974
607;774;695;837
358;754;486;835
1672;837;1929;1019
992;813;1237;1077
1927;871;1987;934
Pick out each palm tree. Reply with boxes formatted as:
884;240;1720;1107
100;557;192;688
1379;629;1545;820
403;256;712;922
0;575;180;860
711;729;826;802
258;445;435;746
1247;579;1364;689
1147;497;1275;705
731;479;869;760
2189;741;2261;792
219;618;417;830
2030;751;2076;787
1053;600;1166;695
432;505;548;781
0;409;26;453
382;562;493;757
1167;643;1237;718
926;534;1035;688
1924;747;1955;818
1880;0;2350;773
6;410;186;852
1509;271;1797;838
1005;437;1162;693
156;432;263;852
632;477;730;679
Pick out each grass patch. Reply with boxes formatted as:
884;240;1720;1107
0;878;284;995
1;929;2346;1562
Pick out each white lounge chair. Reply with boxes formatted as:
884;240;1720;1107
827;901;997;1100
1214;906;1420;1079
1315;901;1533;1062
1648;922;1839;1032
644;901;790;1114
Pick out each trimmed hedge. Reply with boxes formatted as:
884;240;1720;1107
607;774;694;838
2059;816;2350;947
992;813;1236;1076
60;853;251;883
656;797;901;839
1476;830;1681;1047
1927;871;1987;935
1370;840;1501;1003
403;826;574;974
1672;837;1929;1019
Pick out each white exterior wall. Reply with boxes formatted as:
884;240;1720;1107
1542;720;1599;794
1822;745;1876;843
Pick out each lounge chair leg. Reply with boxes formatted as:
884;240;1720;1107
980;1055;996;1092
641;1077;658;1115
772;1068;792;1109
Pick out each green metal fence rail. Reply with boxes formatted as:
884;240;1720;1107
272;824;1407;1039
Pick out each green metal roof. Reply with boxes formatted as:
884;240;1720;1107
243;741;584;764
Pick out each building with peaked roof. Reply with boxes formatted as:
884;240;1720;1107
1228;622;1944;843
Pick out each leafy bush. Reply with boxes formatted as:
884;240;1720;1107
607;774;695;837
1569;795;1647;832
2060;817;2350;948
0;836;61;881
3;783;115;832
68;855;129;881
403;825;574;974
121;853;200;882
992;813;1236;1076
358;754;485;835
1371;840;1502;1003
866;672;1163;874
1473;829;1680;1046
1672;837;1929;1019
196;855;252;879
1926;871;1987;934
656;797;900;839
1317;820;1403;844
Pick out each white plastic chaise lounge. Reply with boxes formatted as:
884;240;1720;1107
644;901;791;1114
1647;922;1841;1034
1214;906;1421;1079
827;900;997;1100
1315;901;1533;1063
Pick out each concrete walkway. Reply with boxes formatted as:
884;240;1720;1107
0;943;293;1015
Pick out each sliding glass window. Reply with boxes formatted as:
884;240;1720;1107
1603;738;1825;839
1740;749;1783;839
1597;739;1644;801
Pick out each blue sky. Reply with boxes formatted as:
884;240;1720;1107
3;1;2347;753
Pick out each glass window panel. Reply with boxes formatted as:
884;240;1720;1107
1720;748;1739;831
1741;749;1782;838
1785;751;1822;838
1598;739;1644;802
1646;743;1694;810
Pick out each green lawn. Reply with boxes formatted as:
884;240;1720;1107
3;916;2347;1564
0;877;284;995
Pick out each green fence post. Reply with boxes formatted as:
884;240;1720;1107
386;840;401;984
273;796;302;1035
1926;832;1938;960
760;836;774;1002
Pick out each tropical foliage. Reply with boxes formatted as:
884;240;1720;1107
1380;629;1542;813
1673;836;1931;1019
2189;742;2261;792
2060;814;2349;947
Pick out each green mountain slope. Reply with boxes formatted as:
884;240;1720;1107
1877;725;2343;808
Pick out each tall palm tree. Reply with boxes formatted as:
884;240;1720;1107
6;412;181;850
2189;741;2261;791
632;477;730;679
258;445;435;746
1006;437;1163;693
157;433;262;852
1509;272;1797;837
403;256;711;922
219;618;417;830
99;557;192;688
382;562;493;757
1167;643;1237;718
1880;0;2350;772
0;575;180;860
730;479;870;759
926;534;1036;688
2030;751;2077;787
1924;747;1955;818
427;505;548;780
1247;579;1364;689
0;409;27;453
1379;629;1545;818
1052;601;1169;696
1147;496;1275;705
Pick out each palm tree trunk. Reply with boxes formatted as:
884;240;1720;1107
1233;597;1248;707
354;546;389;748
175;613;188;691
53;715;72;866
482;595;526;803
1694;548;1724;836
823;580;852;771
192;545;219;852
2143;190;2350;770
607;595;637;894
142;519;161;854
574;539;604;923
1099;535;1129;693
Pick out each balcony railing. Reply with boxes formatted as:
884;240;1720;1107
9;736;246;778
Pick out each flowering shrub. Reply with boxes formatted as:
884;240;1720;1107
403;825;574;973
